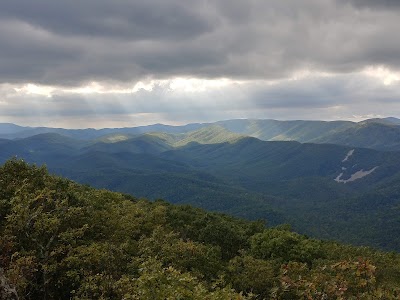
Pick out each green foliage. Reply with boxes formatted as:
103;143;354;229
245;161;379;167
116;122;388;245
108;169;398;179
138;227;223;280
250;228;324;265
273;259;400;299
1;159;400;299
227;254;276;298
114;258;249;300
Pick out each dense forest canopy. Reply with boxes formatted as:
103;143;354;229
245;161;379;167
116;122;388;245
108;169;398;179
1;159;400;299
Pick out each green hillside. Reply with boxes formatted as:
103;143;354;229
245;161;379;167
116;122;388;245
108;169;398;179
216;119;353;142
314;122;400;151
2;118;400;151
1;159;400;299
2;127;400;251
83;135;173;155
215;119;400;151
172;125;244;147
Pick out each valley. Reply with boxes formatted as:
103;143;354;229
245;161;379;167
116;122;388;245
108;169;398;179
1;118;400;251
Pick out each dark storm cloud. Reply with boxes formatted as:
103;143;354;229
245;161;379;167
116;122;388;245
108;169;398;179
0;0;400;86
250;76;362;110
0;0;214;40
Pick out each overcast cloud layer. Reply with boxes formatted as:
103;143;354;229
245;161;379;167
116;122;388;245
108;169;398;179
1;0;399;128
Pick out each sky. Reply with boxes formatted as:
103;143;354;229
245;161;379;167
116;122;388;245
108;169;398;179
1;0;400;128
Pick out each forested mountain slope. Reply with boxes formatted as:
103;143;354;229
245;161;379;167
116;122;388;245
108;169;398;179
215;119;354;142
1;159;400;299
2;117;400;151
313;121;400;151
1;127;400;251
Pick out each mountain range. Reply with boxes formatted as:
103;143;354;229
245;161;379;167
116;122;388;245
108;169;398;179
1;118;400;251
2;117;400;150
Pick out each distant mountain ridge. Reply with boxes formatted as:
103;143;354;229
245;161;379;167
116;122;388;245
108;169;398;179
0;122;205;140
2;117;400;151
